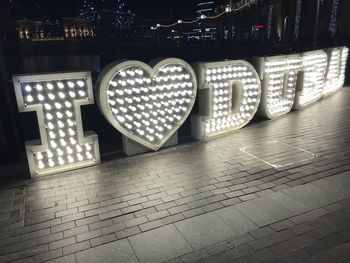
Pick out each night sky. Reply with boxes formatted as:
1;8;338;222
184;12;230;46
18;0;200;21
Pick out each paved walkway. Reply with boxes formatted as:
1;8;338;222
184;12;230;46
1;89;350;263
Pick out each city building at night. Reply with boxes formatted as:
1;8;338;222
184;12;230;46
196;1;215;18
17;20;47;40
193;1;216;39
17;18;95;41
63;18;95;39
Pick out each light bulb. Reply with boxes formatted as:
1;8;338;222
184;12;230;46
67;81;74;88
26;95;33;102
47;83;54;90
58;82;64;89
25;85;32;92
77;80;85;87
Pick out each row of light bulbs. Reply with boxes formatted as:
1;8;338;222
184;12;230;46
21;79;97;172
202;65;261;135
14;48;348;176
106;65;196;145
296;53;327;108
263;56;301;116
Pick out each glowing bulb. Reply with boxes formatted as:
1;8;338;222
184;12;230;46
58;157;65;165
37;94;44;101
67;81;74;88
46;113;53;120
26;95;33;102
47;150;53;158
58;121;64;128
49;131;56;139
85;144;92;151
36;152;43;160
66;111;73;117
70;138;76;145
49;159;55;167
67;119;74;127
48;93;55;100
77;154;83;161
58;82;64;89
77;81;85;87
76;145;82;152
55;102;62;109
38;161;45;169
58;92;65;99
66;147;73;154
25;85;32;92
68;128;75;136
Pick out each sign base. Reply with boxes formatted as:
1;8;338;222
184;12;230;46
122;132;178;156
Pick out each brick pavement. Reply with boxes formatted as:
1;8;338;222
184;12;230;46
0;89;350;262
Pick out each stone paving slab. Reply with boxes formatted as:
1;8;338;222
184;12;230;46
214;206;258;235
267;192;309;215
174;212;236;249
235;200;276;227
129;225;192;263
0;90;350;262
76;239;138;263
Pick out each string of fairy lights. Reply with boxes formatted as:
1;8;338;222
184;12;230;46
150;0;341;39
150;0;259;30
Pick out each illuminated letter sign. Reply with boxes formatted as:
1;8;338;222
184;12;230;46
96;58;197;151
324;46;349;96
12;46;349;177
293;50;327;109
254;54;301;118
13;72;100;177
191;60;261;140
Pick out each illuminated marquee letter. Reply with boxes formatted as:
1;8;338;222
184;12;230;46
13;72;100;177
253;54;301;119
323;46;349;97
96;58;197;151
191;60;261;140
293;50;327;109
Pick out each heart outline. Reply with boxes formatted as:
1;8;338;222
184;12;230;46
96;58;198;151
